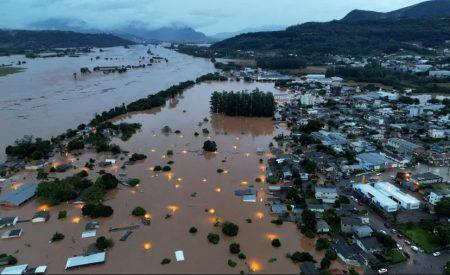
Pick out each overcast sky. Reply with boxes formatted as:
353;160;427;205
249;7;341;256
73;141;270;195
0;0;425;35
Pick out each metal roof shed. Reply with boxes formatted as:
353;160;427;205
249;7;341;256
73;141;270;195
0;184;37;207
65;252;106;269
1;264;28;275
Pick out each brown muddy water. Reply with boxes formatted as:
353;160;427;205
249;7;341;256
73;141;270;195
1;81;346;274
0;45;214;162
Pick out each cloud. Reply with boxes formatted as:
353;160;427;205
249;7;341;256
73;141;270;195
0;0;425;34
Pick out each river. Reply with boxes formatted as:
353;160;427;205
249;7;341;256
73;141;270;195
0;44;215;162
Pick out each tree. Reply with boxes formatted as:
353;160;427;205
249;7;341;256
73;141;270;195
95;236;114;250
36;179;77;205
82;204;114;218
434;225;450;246
302;209;317;233
435;198;450;218
132;206;147;217
272;239;281;247
444;261;450;275
316;238;330;251
203;140;218;152
207;233;220;244
325;249;337;261
320;258;331;270
229;243;241;254
374;232;396;249
290;251;314;263
222;222;239;236
51;232;65;242
95;173;119;190
129;153;147;162
189;227;198;234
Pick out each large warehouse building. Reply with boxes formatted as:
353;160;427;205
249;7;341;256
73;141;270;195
353;184;398;212
374;182;421;210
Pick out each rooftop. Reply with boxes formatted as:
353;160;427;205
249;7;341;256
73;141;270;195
0;183;37;206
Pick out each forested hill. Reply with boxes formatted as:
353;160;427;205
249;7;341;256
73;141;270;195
211;17;450;55
211;0;450;55
0;29;133;53
342;0;450;22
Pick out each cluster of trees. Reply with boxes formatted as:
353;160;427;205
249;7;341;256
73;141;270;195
195;72;227;83
256;57;306;69
212;17;450;56
36;174;92;205
203;141;218;152
96;122;141;141
435;198;450;218
210;90;275;117
0;254;17;266
213;62;242;72
82;203;114;218
5;136;53;160
301;209;317;238
298;120;324;134
327;64;450;94
90;80;195;126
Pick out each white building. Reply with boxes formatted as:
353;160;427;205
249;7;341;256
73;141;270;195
428;190;450;205
429;70;450;78
428;128;446;139
374;182;420;210
300;93;324;106
353;184;398;212
315;187;338;204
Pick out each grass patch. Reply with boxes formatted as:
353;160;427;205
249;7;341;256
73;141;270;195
384;249;406;264
0;67;25;77
398;222;442;253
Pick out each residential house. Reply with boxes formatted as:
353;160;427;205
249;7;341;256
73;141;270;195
356;236;383;253
315;187;338;204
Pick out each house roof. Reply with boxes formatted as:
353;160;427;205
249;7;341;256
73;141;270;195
65;252;106;269
341;217;363;227
300;262;319;275
0;183;37;206
32;211;49;219
358;236;382;250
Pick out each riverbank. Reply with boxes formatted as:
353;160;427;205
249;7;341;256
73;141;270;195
0;44;215;162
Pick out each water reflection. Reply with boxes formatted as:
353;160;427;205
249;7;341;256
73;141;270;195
210;114;274;137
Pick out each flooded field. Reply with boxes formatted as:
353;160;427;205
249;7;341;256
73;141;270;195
1;81;345;274
0;45;214;162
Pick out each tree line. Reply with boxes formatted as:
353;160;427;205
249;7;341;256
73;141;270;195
210;89;275;117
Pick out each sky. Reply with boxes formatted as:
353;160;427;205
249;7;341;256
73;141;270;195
0;0;426;35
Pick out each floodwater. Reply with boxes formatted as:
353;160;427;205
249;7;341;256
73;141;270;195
1;81;346;274
0;45;215;162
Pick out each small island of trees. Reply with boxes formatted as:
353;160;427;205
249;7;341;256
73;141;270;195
210;89;275;117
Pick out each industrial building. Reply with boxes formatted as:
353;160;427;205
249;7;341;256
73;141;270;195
374;182;421;210
356;152;396;171
353;184;398;212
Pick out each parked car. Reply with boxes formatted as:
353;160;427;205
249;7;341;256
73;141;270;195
378;268;388;274
380;230;387;235
391;229;397;234
404;240;411;245
432;252;441;257
411;245;419;252
397;243;403;251
397;234;403;239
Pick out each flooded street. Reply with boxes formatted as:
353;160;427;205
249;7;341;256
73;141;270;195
0;45;214;161
0;81;344;273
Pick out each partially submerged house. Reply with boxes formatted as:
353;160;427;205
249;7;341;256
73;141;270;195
0;183;38;207
65;252;106;269
0;217;18;228
32;211;50;223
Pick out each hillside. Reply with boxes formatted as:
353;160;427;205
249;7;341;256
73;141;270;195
0;29;133;53
212;0;450;55
120;26;214;44
29;18;214;44
342;0;450;21
212;18;450;55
